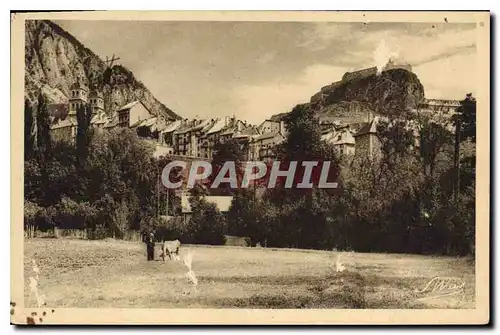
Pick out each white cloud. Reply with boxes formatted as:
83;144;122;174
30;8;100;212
373;36;400;73
234;64;347;124
346;26;476;68
301;23;476;67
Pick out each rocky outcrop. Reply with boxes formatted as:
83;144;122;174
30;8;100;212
24;20;180;121
271;67;425;125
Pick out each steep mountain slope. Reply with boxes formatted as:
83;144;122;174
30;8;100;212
24;20;180;121
271;68;426;125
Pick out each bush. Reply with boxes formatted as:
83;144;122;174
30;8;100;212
153;216;184;242
35;206;57;233
54;197;97;230
24;200;42;237
186;199;227;245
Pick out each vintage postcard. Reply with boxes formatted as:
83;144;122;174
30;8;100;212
10;11;490;325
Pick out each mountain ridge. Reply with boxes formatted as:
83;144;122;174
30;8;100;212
24;20;181;121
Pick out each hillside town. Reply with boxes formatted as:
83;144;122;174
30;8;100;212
48;62;461;165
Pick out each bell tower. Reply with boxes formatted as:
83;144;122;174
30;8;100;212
89;90;104;118
68;76;89;122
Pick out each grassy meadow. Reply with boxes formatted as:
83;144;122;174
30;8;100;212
24;238;475;309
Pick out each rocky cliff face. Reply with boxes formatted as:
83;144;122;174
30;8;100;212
25;20;180;120
271;68;425;125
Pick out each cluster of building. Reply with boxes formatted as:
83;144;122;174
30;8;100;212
48;79;290;162
318;96;461;161
152;116;288;161
50;79;114;142
49;75;461;164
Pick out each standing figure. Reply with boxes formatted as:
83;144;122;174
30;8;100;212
146;232;155;261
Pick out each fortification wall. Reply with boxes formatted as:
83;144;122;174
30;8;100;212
320;81;342;94
342;67;377;82
384;63;413;73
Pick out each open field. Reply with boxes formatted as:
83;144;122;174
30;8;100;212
23;238;475;309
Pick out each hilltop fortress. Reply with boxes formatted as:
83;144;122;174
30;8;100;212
342;60;413;83
311;59;413;106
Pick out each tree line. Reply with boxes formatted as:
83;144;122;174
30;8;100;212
25;94;173;239
24;92;476;256
223;97;476;256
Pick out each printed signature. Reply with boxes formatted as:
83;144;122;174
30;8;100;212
415;277;466;301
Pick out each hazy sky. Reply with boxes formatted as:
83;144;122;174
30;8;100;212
56;20;477;124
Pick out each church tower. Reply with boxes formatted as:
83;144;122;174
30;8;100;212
89;90;104;118
68;77;89;122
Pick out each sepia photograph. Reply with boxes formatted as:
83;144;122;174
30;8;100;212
10;10;490;325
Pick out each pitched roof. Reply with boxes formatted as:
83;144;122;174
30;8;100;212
233;126;259;138
174;119;211;134
354;117;379;137
252;131;284;142
117;100;140;112
103;117;119;128
129;118;144;128
162;120;182;133
206;118;227;135
324;129;355;145
201;119;217;133
321;131;335;142
141;117;158;128
221;126;236;136
51;118;76;130
258;119;280;129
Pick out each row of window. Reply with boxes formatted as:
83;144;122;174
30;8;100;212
71;90;85;98
70;102;85;110
89;98;103;105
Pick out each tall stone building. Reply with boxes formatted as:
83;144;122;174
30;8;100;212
50;78;117;142
353;115;381;160
50;78;89;142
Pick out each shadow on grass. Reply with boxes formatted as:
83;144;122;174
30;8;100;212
211;271;428;309
201;271;428;291
199;275;326;286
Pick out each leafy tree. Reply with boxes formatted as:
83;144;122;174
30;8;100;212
454;93;477;193
209;139;245;195
155;155;183;217
455;93;476;143
419;121;453;178
35;92;51;162
84;128;158;234
24;200;42;238
76;103;94;168
54;197;97;230
24;99;35;160
24;158;43;205
227;189;255;238
186;197;226;245
282;103;322;159
377;119;416;168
